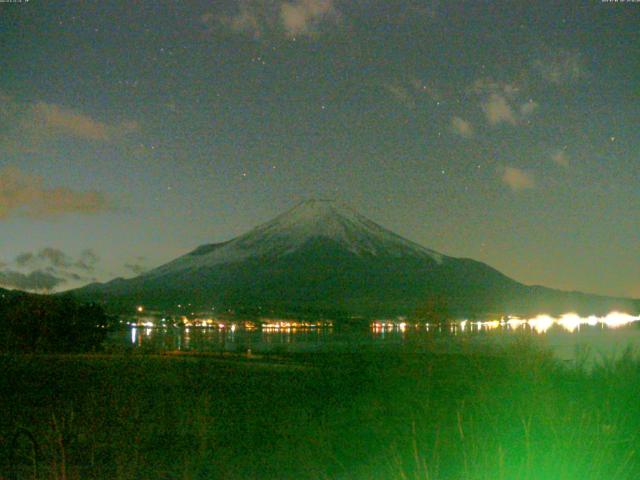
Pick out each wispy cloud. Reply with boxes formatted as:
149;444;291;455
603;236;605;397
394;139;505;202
16;247;99;271
0;166;114;220
533;50;588;85
382;76;445;111
502;166;535;192
29;102;111;141
0;94;138;154
0;269;65;291
124;257;148;276
215;1;267;38
519;99;539;117
450;116;474;138
29;101;138;141
206;0;340;39
75;249;99;271
551;149;570;167
470;79;538;127
280;0;337;37
470;79;519;99
383;83;416;110
16;248;72;269
2;247;100;292
482;93;517;126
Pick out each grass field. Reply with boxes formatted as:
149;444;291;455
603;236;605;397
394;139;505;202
1;342;639;479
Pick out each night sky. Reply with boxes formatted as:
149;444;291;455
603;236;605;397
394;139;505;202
0;0;638;298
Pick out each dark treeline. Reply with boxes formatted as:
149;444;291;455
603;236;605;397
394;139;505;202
0;291;110;353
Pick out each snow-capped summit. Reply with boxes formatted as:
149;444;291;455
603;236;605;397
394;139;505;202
73;200;639;317
144;199;443;279
235;199;443;260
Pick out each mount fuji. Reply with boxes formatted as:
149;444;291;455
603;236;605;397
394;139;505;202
72;200;637;318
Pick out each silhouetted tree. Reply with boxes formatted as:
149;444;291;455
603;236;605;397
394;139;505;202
0;293;111;352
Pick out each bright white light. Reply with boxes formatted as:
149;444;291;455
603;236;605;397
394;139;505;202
498;311;639;334
528;315;554;334
372;312;640;338
483;320;500;330
585;315;599;326
506;318;525;329
557;313;582;333
603;311;639;328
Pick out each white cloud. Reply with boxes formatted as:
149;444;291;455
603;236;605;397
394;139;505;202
451;116;474;138
210;0;340;39
280;0;336;37
502;166;535;192
482;93;517;126
470;78;539;127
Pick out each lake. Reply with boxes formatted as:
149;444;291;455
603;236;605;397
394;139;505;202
110;312;640;363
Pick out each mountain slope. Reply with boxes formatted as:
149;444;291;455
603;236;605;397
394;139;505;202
144;199;444;279
72;200;638;317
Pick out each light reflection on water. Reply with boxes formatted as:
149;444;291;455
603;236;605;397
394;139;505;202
122;326;337;354
116;311;640;362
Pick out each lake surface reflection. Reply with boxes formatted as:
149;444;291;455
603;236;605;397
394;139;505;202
110;312;640;362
